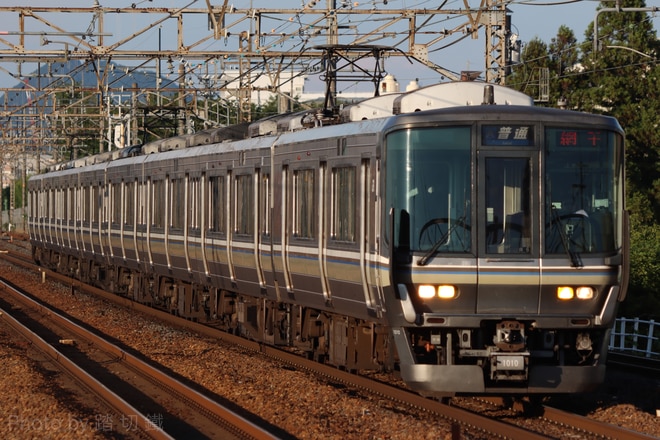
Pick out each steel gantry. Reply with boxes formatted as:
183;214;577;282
0;1;513;167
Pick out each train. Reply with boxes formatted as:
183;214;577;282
27;81;629;396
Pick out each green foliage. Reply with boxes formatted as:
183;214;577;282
623;218;660;318
509;0;660;318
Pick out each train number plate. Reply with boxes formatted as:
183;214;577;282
495;355;525;370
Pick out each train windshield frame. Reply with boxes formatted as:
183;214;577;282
385;126;472;254
544;127;623;255
385;122;624;259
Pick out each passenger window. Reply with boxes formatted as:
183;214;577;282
124;181;135;226
208;175;226;233
260;173;270;237
111;183;121;225
188;177;200;229
152;180;164;228
293;169;315;239
235;174;253;235
331;166;355;242
170;178;184;229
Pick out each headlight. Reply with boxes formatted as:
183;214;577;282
417;284;457;299
557;286;574;300
557;286;594;300
438;285;456;299
576;286;594;299
418;285;436;299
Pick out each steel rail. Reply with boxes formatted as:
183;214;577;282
0;251;552;439
0;299;173;439
3;249;657;439
0;274;279;440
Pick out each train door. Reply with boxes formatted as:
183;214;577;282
196;174;210;277
226;170;236;283
477;149;540;313
257;169;270;290
361;158;384;316
122;178;138;264
278;165;293;293
318;162;331;302
100;176;111;259
55;186;63;248
136;178;152;268
91;183;102;256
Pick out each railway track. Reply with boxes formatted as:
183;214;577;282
0;272;280;440
608;351;660;377
0;244;658;439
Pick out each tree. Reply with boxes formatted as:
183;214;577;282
576;0;660;318
507;37;550;102
508;1;660;318
548;25;579;105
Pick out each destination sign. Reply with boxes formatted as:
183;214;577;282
549;129;606;148
482;125;534;146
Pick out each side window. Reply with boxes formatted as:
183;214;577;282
170;177;184;229
260;172;270;236
47;189;55;222
83;186;90;222
189;177;200;229
68;187;75;223
124;180;135;226
61;188;69;223
209;175;226;233
331;166;356;242
235;174;253;235
293;168;315;239
111;182;121;224
91;185;99;223
152;179;164;228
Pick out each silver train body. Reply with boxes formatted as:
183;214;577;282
28;82;629;396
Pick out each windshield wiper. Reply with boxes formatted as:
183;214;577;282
551;208;583;268
417;217;468;266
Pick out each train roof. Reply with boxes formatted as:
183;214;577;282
39;81;615;176
385;103;623;133
392;81;533;113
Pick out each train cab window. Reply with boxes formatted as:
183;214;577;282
235;174;254;235
331;166;356;242
293;169;315;239
485;158;532;254
544;128;622;254
385;126;471;253
208;176;226;233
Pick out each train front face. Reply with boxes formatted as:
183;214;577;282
384;107;627;396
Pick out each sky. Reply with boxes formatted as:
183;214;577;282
0;0;658;91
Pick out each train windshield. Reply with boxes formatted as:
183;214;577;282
544;128;623;255
386;126;471;253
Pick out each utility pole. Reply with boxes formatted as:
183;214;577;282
0;4;512;156
483;0;511;84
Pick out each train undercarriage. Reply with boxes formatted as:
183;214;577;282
33;245;611;395
397;321;609;395
33;246;393;374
